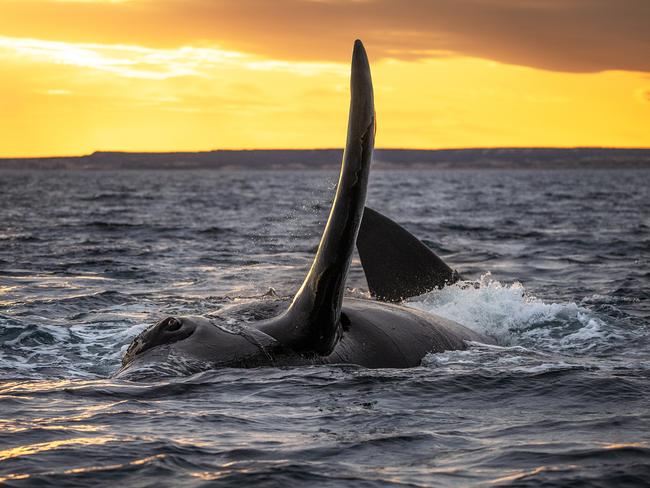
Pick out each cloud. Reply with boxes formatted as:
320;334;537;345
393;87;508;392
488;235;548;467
0;36;345;80
0;0;649;73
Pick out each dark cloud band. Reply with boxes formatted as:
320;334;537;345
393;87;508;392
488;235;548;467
2;0;648;73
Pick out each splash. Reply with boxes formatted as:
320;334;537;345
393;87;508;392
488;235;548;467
407;273;623;354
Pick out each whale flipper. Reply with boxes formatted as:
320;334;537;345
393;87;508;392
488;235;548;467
261;40;375;355
357;207;460;302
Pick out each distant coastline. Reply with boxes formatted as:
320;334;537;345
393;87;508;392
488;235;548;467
1;148;649;170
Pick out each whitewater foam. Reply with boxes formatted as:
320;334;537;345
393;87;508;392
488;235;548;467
407;273;623;354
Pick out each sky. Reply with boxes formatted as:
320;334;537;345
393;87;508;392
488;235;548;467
0;0;648;157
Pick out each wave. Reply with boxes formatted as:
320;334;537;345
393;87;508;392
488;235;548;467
407;273;628;355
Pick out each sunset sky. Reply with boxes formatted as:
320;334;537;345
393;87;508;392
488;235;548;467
1;0;648;157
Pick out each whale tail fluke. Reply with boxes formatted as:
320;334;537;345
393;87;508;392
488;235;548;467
357;207;460;302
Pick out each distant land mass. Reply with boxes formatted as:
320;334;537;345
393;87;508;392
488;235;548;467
1;148;649;170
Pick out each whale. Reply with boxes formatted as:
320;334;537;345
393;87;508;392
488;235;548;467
118;40;494;376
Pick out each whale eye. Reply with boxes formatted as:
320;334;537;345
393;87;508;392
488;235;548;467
166;317;182;331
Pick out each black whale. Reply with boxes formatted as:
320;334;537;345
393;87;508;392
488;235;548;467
119;40;493;375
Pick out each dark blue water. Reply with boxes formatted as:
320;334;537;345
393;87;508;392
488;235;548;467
1;169;649;486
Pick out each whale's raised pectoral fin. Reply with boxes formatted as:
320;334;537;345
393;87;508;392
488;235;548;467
357;207;460;302
260;40;375;355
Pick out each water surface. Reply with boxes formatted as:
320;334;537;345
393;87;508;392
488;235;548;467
1;169;649;486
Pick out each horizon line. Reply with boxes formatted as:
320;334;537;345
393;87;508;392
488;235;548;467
3;146;650;160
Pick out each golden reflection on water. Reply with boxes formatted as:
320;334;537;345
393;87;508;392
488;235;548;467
603;442;646;449
0;379;90;394
0;420;102;434
62;454;166;475
0;454;166;483
0;398;128;436
189;461;265;481
0;285;17;306
0;435;119;462
490;442;648;484
31;400;128;423
491;465;578;483
173;437;212;448
0;473;31;483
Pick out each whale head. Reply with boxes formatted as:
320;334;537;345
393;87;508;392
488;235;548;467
119;315;287;375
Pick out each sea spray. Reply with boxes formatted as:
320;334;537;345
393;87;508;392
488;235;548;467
407;273;624;354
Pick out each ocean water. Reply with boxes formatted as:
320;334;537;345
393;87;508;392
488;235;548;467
0;168;648;486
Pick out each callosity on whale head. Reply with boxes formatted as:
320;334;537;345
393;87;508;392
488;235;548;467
119;315;289;373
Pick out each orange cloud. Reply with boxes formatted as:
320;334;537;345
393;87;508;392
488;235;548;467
1;0;649;73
